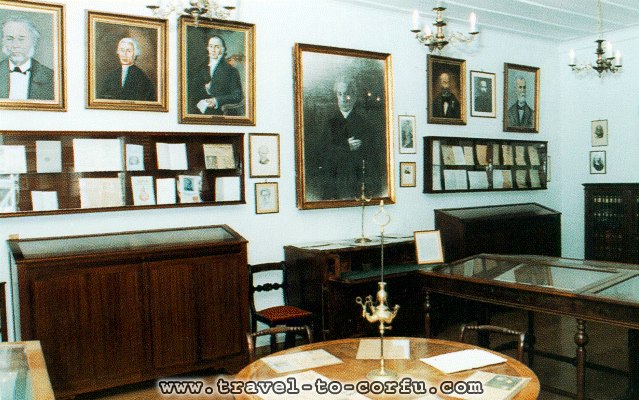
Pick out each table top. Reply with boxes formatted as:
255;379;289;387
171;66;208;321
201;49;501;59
235;337;539;399
0;340;55;400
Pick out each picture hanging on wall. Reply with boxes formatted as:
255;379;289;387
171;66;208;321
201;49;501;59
400;161;416;187
293;43;394;210
427;55;466;125
87;11;168;112
255;182;279;214
503;63;539;133
398;115;416;154
178;16;255;126
470;70;496;118
249;133;280;178
591;119;608;147
590;150;606;174
0;0;66;111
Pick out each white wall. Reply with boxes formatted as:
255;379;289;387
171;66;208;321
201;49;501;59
0;0;564;339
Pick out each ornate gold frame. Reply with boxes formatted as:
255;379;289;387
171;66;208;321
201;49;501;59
178;16;255;126
87;11;168;112
399;161;416;188
0;0;66;111
294;43;395;210
503;62;540;133
427;55;466;125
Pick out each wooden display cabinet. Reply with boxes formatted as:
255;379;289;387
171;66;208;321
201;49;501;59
8;225;249;399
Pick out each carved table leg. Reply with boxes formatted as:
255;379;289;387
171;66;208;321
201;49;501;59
574;319;589;400
424;290;431;338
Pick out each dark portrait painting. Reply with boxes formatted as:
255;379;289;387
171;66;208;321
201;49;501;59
179;16;255;126
88;12;167;111
294;43;394;210
427;55;466;125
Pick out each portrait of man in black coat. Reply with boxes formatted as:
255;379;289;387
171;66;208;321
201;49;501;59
507;76;534;128
473;78;492;113
98;37;156;101
432;72;460;119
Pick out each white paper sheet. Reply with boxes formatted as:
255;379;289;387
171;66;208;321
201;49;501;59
0;145;27;174
256;370;369;400
36;141;62;173
73;139;123;172
131;176;156;206
530;169;541;188
420;349;506;374
126;144;145;171
356;338;410;359
0;174;18;212
468;171;489;190
156;178;176;204
178;175;202;203
203;143;235;169
262;349;343;374
528;146;540;166
453;146;466;165
78;177;124;208
156;143;188;170
432;140;441;165
31;191;58;211
215;176;241;201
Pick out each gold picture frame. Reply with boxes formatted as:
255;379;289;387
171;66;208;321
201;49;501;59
0;0;65;111
294;43;394;210
178;16;255;126
255;182;279;214
503;63;540;133
249;133;280;178
87;11;168;112
414;230;444;264
427;55;466;125
399;161;416;187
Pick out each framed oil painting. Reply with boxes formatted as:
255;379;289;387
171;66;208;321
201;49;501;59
590;150;606;174
427;55;466;125
294;43;394;210
414;230;444;264
399;161;416;187
249;133;280;178
504;63;539;133
591;119;608;147
0;0;65;111
255;182;278;214
470;70;496;118
87;12;167;111
179;16;255;125
398;114;416;154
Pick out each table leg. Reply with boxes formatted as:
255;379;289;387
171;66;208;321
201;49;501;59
424;290;431;338
527;311;536;368
574;319;589;400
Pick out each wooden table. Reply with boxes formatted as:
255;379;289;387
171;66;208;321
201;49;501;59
235;337;540;399
0;340;55;399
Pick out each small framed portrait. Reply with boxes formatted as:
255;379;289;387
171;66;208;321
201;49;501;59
249;133;280;178
591;119;608;146
255;182;279;214
0;0;65;111
414;230;444;265
179;16;255;126
399;161;416;187
398;115;416;154
503;63;539;133
294;43;394;210
590;150;606;174
470;70;496;118
427;55;466;125
87;12;168;112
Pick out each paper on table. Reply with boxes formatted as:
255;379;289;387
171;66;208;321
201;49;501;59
356;338;410;359
455;371;530;400
31;191;58;211
73;139;123;172
262;349;343;374
156;143;188;170
256;370;370;400
420;349;506;374
0;145;27;174
156;178;176;204
36;141;62;173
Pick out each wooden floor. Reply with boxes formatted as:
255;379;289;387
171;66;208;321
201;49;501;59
78;310;629;399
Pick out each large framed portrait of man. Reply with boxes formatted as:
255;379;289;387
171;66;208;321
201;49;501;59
179;16;255;126
427;55;466;125
87;12;167;112
0;0;65;111
504;63;539;133
294;43;394;210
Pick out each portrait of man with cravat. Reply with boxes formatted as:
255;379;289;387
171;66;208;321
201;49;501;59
507;76;534;128
504;63;539;132
427;55;466;125
98;37;156;101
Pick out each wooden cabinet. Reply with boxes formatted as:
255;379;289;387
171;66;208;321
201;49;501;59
584;183;639;263
8;225;248;399
435;203;561;262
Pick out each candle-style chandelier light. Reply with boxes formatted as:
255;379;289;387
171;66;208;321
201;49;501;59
410;1;478;53
147;0;236;22
568;0;622;76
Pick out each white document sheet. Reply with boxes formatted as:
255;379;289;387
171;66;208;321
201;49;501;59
131;176;156;206
156;143;188;170
0;174;18;213
78;177;124;208
452;146;466;165
421;349;506;374
262;349;343;374
528;146;540;166
73;139;123;172
530;169;541;188
36;141;62;173
0;145;27;174
468;171;489;190
156;178;176;205
257;370;370;400
203;143;235;169
177;175;202;203
215;176;241;201
356;338;410;359
31;191;59;211
126;144;145;171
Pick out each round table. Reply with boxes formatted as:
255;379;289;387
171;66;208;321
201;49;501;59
234;337;540;399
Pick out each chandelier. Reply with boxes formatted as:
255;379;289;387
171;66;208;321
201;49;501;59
147;0;236;22
410;1;478;53
568;0;622;76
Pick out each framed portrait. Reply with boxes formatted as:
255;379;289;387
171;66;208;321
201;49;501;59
591;119;608;146
179;16;255;125
470;70;496;118
249;133;280;178
255;182;279;214
294;43;394;210
399;161;416;187
87;12;167;112
414;230;444;264
590;150;606;174
427;55;466;125
398;115;416;154
0;0;65;111
503;63;539;133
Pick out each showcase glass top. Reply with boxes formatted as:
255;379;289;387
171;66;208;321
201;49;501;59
10;225;239;259
436;203;558;220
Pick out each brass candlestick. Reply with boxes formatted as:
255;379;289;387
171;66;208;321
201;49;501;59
355;160;371;243
355;200;400;381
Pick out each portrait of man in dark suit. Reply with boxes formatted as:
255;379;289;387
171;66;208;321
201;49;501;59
427;55;466;125
507;76;534;128
474;78;492;113
98;37;155;101
432;72;460;119
504;63;538;132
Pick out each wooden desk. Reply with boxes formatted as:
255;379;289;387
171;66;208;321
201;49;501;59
235;337;540;399
0;341;55;400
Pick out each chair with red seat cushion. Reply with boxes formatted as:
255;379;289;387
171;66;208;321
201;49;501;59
248;262;314;353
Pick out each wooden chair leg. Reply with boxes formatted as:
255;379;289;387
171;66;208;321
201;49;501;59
270;333;277;354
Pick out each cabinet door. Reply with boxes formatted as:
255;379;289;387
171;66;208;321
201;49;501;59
585;188;628;262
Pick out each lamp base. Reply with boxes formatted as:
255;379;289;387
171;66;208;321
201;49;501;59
355;237;372;243
366;368;398;381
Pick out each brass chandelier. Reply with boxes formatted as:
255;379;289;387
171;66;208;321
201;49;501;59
147;0;236;22
410;1;478;53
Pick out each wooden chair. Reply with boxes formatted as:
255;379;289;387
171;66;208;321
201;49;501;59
246;325;314;362
459;324;526;362
248;262;313;353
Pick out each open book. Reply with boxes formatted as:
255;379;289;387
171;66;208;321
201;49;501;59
454;371;531;400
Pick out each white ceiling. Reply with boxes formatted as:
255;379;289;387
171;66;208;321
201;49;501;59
334;0;639;41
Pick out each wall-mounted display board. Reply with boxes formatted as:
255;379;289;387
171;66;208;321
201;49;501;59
424;136;547;193
0;131;244;217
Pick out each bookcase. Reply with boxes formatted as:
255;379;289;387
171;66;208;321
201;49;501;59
424;136;548;193
0;131;244;217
